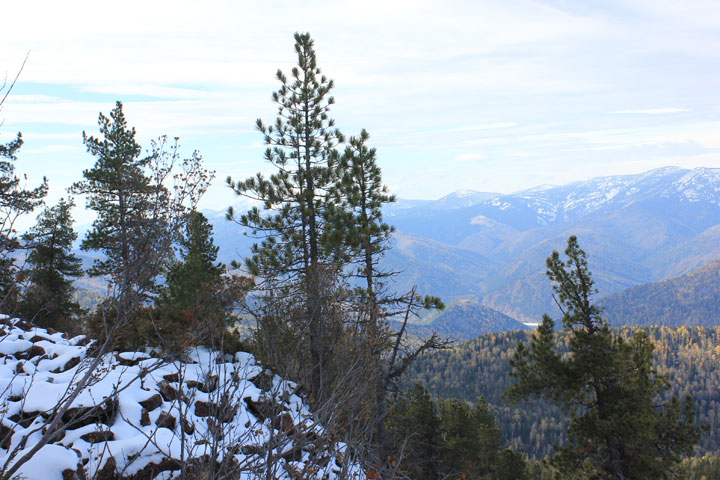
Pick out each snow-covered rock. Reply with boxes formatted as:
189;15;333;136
0;316;365;479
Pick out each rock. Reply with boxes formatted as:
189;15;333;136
52;356;81;374
162;373;179;383
95;457;117;480
125;457;181;480
182;418;195;435
158;381;179;402
62;466;87;480
63;398;118;429
243;397;277;421
138;394;163;411
140;409;151;426
0;424;15;449
273;412;295;435
15;344;46;360
9;411;47;428
195;401;236;423
185;380;204;391
198;375;218;393
155;412;176;430
81;430;115;443
249;370;274;391
13;320;33;332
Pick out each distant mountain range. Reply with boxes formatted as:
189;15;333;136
74;166;720;330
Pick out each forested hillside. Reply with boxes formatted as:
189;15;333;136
397;299;528;342
405;326;720;458
601;259;720;326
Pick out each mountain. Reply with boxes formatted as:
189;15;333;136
398;299;528;342
379;166;720;322
72;166;720;329
600;259;720;327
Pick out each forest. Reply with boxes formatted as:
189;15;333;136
0;32;718;480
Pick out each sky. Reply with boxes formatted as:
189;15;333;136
1;0;719;225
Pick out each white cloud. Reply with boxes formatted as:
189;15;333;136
454;153;487;163
610;108;689;115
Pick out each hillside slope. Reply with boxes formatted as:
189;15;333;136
0;316;363;479
600;259;720;326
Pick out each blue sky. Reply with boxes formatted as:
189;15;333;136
1;0;719;225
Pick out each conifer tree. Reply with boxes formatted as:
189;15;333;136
19;198;82;329
226;32;344;402
507;236;703;479
150;211;243;348
333;129;396;306
0;133;48;311
72;102;212;344
70;101;154;286
161;211;224;311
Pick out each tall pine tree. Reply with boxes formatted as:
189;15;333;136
19;198;82;329
70;101;154;289
226;32;344;402
507;236;703;479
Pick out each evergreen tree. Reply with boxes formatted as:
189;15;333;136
70;101;154;287
72;102;213;346
387;384;442;480
0;133;48;311
161;211;224;310
507;236;703;479
226;32;344;402
19;198;82;329
438;396;501;478
333;129;395;305
151;211;240;348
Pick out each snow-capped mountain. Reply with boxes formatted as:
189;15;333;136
189;166;720;324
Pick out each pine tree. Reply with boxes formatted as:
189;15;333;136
161;211;224;310
226;32;344;402
70;101;154;285
19;198;82;329
151;211;240;348
438;396;501;477
507;236;703;479
72;102;213;346
387;384;442;480
334;129;395;306
0;133;48;311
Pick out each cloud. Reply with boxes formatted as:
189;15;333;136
610;108;689;115
454;153;487;163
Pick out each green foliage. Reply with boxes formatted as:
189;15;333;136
160;211;224;310
386;384;442;480
0;132;48;311
332;129;395;294
386;384;529;480
680;455;720;479
226;32;344;279
19;198;83;329
71;101;154;281
405;326;720;459
507;236;703;479
225;32;346;403
152;211;248;350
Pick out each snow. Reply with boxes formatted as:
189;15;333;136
0;318;365;479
